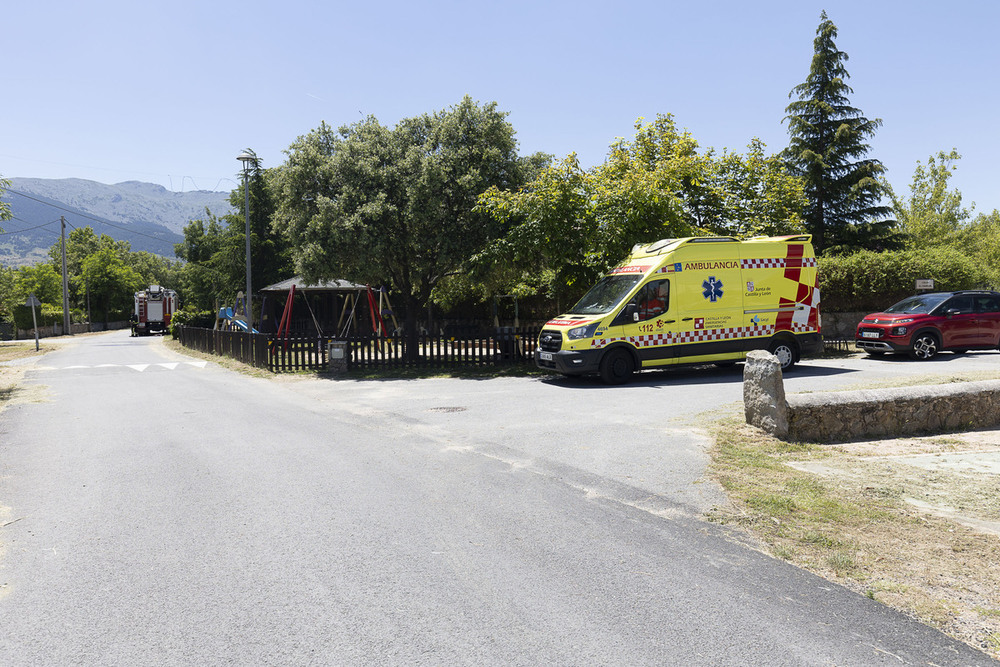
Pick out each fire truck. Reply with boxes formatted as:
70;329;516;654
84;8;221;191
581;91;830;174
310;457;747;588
132;285;178;336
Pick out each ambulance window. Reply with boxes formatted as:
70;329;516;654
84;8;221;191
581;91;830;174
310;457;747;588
568;275;641;315
636;280;669;321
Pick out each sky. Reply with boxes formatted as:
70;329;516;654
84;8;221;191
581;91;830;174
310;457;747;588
3;0;999;214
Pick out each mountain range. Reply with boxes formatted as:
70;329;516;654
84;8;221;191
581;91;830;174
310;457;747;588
1;178;233;267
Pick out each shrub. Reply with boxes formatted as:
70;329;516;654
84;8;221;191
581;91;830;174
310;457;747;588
170;307;216;332
819;247;995;313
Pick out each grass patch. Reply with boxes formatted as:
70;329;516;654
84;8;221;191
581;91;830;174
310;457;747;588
708;417;1000;660
0;343;47;363
0;342;53;413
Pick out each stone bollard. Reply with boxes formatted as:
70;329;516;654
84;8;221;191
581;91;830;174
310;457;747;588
743;350;788;438
328;340;349;375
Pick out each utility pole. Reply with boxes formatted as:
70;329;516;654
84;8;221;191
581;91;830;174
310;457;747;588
237;151;255;332
60;216;71;335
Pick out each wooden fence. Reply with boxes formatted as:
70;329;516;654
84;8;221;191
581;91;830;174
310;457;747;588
176;326;541;373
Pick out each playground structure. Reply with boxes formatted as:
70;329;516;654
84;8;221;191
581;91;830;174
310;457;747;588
214;282;399;347
214;292;258;333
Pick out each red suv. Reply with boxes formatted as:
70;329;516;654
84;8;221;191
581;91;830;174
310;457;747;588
855;291;1000;360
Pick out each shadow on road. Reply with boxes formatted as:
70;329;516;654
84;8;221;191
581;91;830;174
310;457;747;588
540;360;859;389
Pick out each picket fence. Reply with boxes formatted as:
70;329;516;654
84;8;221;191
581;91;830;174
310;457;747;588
175;326;541;373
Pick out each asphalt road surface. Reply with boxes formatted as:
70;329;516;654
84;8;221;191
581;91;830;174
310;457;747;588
1;331;997;665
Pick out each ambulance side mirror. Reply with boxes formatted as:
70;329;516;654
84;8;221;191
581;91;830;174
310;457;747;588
625;303;638;322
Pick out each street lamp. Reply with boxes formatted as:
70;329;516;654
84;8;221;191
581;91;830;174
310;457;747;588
237;150;255;331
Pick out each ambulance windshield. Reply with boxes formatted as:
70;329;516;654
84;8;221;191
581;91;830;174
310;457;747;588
567;275;641;315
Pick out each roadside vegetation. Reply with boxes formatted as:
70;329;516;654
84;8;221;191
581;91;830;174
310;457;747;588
0;343;51;411
3;10;1000;659
708;370;1000;660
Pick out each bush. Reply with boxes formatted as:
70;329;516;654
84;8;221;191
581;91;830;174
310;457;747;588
819;247;995;313
170;307;216;332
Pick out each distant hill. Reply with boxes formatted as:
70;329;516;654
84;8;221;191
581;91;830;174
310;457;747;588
0;178;233;267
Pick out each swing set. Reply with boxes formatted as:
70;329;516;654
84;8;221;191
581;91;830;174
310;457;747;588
271;284;399;355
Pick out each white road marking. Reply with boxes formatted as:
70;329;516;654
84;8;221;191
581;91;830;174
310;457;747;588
41;362;209;372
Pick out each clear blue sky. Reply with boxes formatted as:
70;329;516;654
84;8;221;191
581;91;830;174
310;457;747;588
3;0;998;214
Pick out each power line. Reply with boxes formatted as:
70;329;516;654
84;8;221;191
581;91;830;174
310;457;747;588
0;217;63;236
4;189;180;243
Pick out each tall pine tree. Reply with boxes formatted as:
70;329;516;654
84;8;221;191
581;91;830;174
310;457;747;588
783;11;897;254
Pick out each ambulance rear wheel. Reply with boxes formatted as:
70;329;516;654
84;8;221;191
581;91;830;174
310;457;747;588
767;338;797;371
599;348;634;385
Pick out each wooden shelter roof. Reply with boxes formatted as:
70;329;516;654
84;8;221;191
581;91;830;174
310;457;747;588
259;277;367;293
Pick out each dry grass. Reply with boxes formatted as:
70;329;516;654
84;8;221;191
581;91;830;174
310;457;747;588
708;418;1000;659
0;343;54;412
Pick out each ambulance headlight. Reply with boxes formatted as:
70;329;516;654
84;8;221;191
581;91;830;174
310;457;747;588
567;322;600;340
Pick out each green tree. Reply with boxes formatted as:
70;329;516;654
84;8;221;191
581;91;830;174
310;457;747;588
47;227;133;315
223;154;292;303
475;153;601;302
176;156;292;314
963;210;1000;285
3;263;65;330
174;212;229;311
275;96;542;347
691;139;807;238
891;149;971;248
0;175;10;230
15;263;63;305
0;265;16;328
477;115;805;304
81;247;145;323
128;251;182;289
783;11;896;254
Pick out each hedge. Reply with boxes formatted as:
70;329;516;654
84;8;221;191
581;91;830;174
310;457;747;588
818;247;996;313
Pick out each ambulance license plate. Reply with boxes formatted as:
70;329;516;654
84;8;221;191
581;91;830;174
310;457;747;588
539;352;553;361
861;331;880;339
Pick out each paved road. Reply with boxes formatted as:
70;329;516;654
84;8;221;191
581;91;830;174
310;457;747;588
0;331;997;665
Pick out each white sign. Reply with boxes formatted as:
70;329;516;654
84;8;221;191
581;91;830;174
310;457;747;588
916;279;934;290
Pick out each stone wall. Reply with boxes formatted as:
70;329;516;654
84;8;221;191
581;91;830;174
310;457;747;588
821;311;866;340
14;321;128;340
743;350;1000;443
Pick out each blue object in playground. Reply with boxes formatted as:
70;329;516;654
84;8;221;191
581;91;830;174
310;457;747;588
216;306;258;333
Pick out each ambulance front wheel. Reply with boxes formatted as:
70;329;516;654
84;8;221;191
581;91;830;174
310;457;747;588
599;348;635;385
767;338;798;371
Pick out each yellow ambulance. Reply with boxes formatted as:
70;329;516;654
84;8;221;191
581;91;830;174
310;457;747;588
534;235;822;383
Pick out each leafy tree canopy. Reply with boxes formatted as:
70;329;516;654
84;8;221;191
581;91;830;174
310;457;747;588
15;262;63;306
174;155;292;313
80;247;145;323
0;175;10;229
890;149;971;248
476;114;805;303
274;96;545;338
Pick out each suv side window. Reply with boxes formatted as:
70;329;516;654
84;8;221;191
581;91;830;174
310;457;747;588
943;296;974;315
974;295;1000;313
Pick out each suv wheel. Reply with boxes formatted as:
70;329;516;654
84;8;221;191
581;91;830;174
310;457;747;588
909;333;939;360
